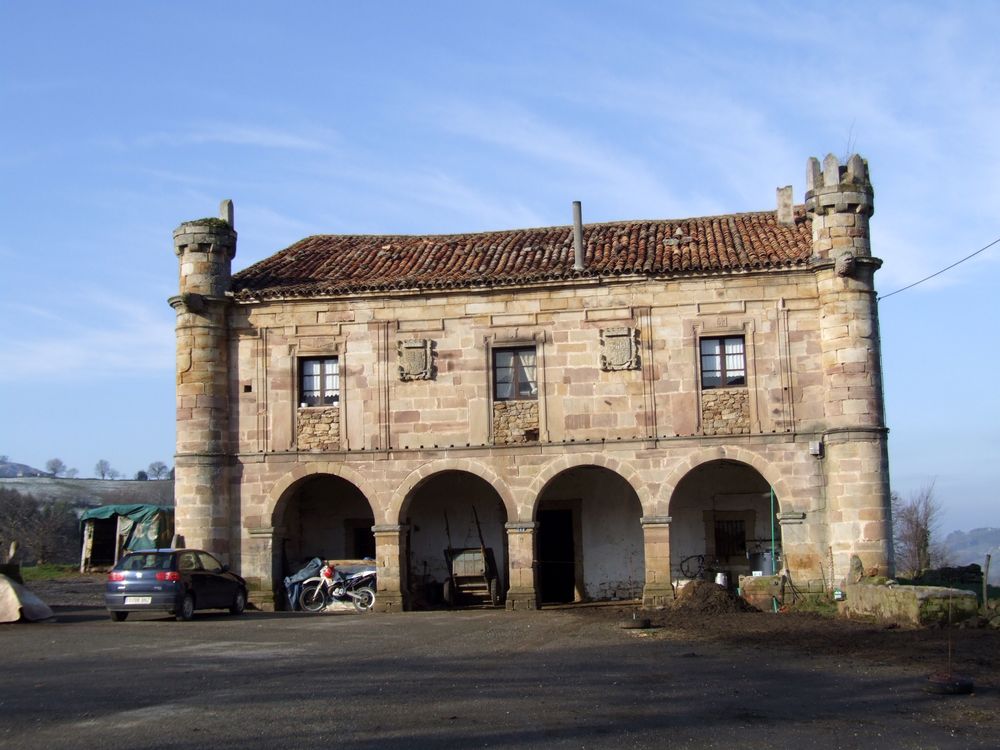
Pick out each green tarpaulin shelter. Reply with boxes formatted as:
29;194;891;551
79;504;175;571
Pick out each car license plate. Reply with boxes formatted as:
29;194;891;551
124;596;152;605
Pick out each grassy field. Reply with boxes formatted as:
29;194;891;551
19;563;81;581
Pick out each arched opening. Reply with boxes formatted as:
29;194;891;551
403;470;508;608
534;466;644;604
668;460;781;588
272;474;375;607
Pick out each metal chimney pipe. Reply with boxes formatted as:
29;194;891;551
572;201;584;271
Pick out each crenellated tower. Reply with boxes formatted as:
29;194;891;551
169;201;237;558
806;155;893;578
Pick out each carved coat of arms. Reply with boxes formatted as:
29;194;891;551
398;339;434;381
599;327;639;371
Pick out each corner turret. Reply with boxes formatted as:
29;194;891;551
169;200;237;558
806;154;874;263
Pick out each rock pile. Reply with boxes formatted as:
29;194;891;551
672;579;758;615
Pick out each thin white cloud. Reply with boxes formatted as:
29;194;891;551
0;290;174;382
132;122;340;152
430;101;688;219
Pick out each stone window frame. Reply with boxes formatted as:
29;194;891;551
689;318;759;434
298;355;341;407
699;335;746;390
483;332;548;443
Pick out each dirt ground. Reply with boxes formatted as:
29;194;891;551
25;573;1000;692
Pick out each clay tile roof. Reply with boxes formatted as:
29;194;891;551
231;208;811;301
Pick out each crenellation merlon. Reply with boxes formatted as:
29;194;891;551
805;153;874;219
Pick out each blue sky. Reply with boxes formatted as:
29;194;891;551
1;2;997;533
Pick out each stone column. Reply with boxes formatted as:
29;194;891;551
807;155;893;580
640;516;674;608
505;522;539;610
169;205;236;559
373;524;407;612
246;526;278;610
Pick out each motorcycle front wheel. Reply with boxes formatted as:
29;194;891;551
299;584;328;613
352;587;376;612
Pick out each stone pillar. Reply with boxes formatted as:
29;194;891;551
246;526;278;610
505;522;539;610
373;524;407;612
806;156;893;580
169;204;237;559
640;516;674;608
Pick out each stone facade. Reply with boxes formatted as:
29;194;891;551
700;388;750;435
296;407;340;451
492;400;539;444
170;155;894;612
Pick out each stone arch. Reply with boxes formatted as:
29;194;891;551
389;458;517;524
266;461;377;527
663;445;790;514
526;453;652;518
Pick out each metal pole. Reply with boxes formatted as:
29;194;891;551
770;487;776;575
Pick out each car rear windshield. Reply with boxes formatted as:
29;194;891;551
116;552;174;571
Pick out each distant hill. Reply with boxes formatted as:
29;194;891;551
0;476;174;508
0;460;48;478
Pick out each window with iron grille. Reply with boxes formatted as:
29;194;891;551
700;336;746;389
300;357;339;406
714;519;746;558
493;346;537;401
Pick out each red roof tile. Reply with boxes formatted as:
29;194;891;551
231;208;812;301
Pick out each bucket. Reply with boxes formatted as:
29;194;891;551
714;572;729;589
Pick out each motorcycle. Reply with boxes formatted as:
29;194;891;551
298;562;377;613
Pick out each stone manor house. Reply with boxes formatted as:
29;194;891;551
171;153;892;611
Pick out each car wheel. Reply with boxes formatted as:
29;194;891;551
110;611;128;622
176;593;195;621
230;588;247;615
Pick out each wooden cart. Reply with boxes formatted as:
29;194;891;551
443;546;501;606
442;507;502;607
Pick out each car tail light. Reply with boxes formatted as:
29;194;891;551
156;571;181;582
108;571;125;582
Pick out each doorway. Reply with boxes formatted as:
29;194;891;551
537;508;575;603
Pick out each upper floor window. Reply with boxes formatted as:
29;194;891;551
300;357;339;407
493;346;537;401
700;336;745;389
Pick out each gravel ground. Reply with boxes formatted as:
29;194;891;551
4;574;999;749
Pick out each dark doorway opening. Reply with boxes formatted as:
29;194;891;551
537;509;575;603
346;519;376;559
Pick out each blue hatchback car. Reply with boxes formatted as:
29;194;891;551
105;549;248;621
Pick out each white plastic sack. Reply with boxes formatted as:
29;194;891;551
0;574;55;623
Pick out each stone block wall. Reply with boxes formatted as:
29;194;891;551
701;388;750;435
296;407;340;451
493;400;539;444
843;583;979;626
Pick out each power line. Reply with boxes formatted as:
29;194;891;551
878;236;1000;301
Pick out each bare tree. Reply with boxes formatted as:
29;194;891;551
0;488;78;564
147;461;169;480
65;468;78;478
45;458;67;477
95;459;113;480
892;481;950;577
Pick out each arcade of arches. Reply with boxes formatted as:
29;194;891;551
264;461;782;611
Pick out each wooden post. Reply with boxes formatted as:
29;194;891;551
984;553;991;607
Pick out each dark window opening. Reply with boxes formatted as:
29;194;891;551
700;336;745;389
714;519;747;558
300;357;339;407
493;346;537;401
